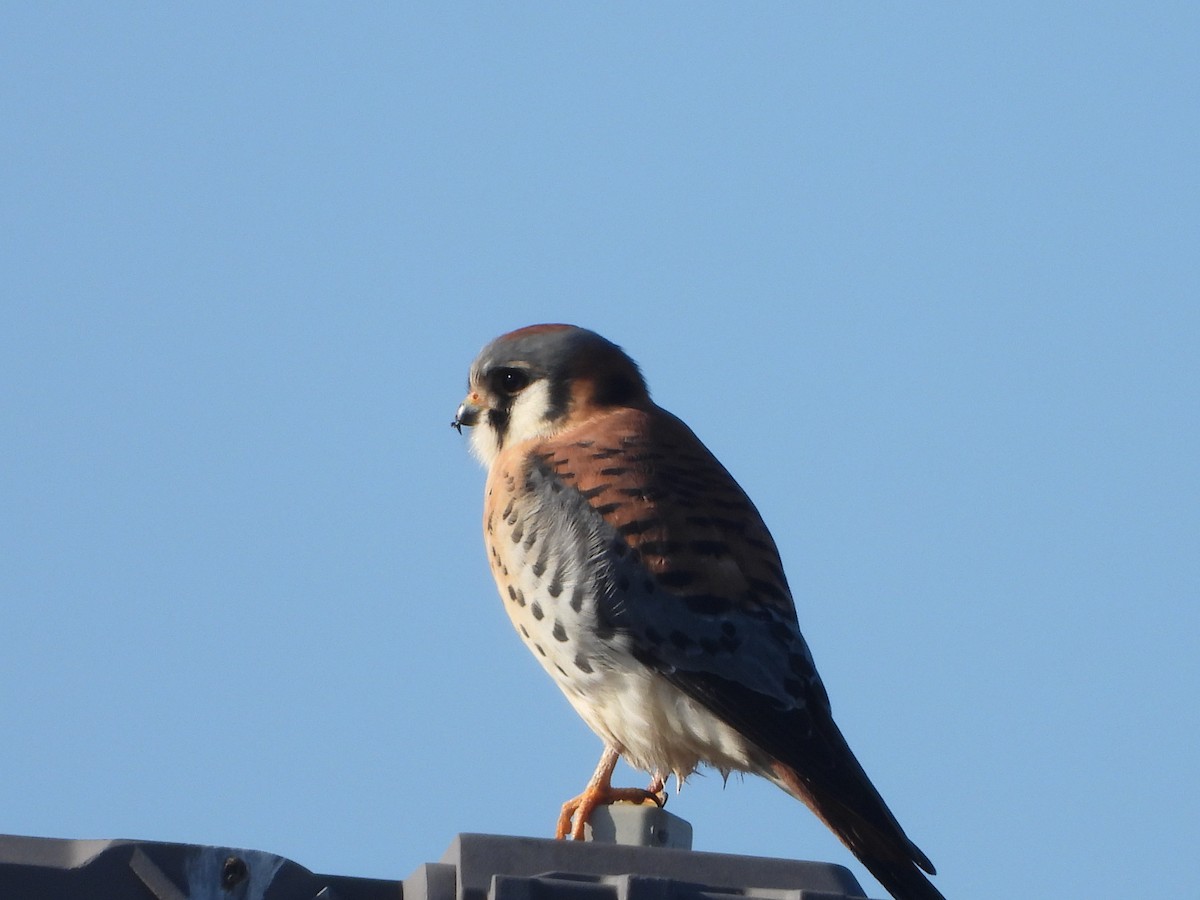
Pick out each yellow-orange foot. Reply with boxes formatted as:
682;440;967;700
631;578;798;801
555;747;668;840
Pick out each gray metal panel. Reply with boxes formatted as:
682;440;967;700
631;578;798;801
429;812;867;900
0;834;396;900
1;811;870;900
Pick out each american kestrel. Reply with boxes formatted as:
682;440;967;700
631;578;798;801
453;325;944;900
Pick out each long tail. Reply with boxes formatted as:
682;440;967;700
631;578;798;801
767;723;945;900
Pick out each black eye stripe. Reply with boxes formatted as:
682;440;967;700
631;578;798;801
488;407;509;442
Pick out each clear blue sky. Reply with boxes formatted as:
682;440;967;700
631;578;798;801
2;5;1196;898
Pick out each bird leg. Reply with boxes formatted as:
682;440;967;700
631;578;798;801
556;745;667;840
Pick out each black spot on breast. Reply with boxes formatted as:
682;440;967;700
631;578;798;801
569;585;585;613
514;588;525;607
599;466;629;477
519;624;529;638
510;524;524;543
552;621;568;642
548;574;563;597
534;643;546;657
574;654;594;673
531;602;544;620
591;448;621;460
531;557;547;578
506;585;517;602
502;499;514;519
579;484;611;499
595;502;624;516
574;440;595;448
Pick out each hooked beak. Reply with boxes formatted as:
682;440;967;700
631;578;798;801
452;399;482;434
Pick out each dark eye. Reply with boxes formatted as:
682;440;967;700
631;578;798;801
493;368;530;395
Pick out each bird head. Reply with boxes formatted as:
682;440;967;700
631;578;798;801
453;324;649;466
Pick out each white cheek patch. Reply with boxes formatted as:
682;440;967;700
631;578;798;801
467;380;559;467
504;380;559;445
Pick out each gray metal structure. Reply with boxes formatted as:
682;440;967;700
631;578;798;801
0;806;873;900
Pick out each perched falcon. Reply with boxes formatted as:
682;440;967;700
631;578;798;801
453;324;944;900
